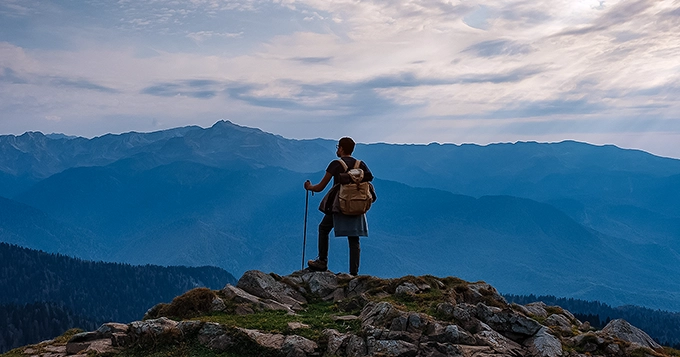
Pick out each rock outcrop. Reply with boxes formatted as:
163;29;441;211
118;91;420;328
9;270;668;357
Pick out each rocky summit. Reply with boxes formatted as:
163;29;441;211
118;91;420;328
4;270;671;357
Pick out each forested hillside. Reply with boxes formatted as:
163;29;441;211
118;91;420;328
0;243;236;353
505;294;680;348
0;302;96;353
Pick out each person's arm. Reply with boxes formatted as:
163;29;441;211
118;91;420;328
361;162;374;182
304;171;333;192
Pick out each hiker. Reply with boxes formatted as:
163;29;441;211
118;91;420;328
304;137;374;276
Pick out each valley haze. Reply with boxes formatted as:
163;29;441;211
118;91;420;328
1;121;680;313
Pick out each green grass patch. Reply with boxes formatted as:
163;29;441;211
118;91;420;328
196;302;360;341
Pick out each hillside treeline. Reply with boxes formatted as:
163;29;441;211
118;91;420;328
505;294;680;348
0;302;97;353
0;243;236;352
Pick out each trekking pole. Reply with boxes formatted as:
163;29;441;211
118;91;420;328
301;188;310;270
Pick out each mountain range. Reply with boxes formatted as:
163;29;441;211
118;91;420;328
1;121;680;311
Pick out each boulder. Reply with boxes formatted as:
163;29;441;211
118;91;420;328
237;328;318;356
346;334;368;356
545;314;573;334
476;303;542;340
429;323;477;345
524;327;563;357
177;320;203;336
198;322;232;351
129;317;180;339
366;336;417;357
360;301;405;328
237;270;307;310
436;302;456;320
475;322;524;356
222;284;296;313
600;319;661;349
524;302;549;318
298;270;340;297
323;329;351;356
395;282;420;296
211;297;227;312
467;282;507;306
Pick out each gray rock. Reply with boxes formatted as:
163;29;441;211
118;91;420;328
302;271;340;297
68;331;99;343
222;284;295;313
177;320;203;336
524;302;549;318
430;324;476;345
475;322;524;356
606;343;621;355
467;282;507;305
346;334;368;357
395;282;419;295
237;270;307;310
476;303;542;340
236;327;317;356
360;301;405;328
85;339;115;355
324;287;347;302
211;297;227;312
96;322;129;336
367;337;417;357
65;342;90;355
453;303;483;333
545;314;573;333
197;322;232;351
283;334;318;354
323;329;350;356
512;303;533;317
287;322;310;330
129;317;179;338
347;277;371;298
524;327;563;357
436;302;456;319
419;341;463;357
600;319;661;349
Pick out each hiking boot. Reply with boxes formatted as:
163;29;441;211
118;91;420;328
307;258;328;271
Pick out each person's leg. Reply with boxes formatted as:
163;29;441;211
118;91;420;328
348;236;360;275
318;214;333;261
309;214;333;270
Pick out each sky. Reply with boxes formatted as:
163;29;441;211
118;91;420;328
1;0;679;158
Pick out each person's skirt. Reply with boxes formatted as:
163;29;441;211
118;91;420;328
333;213;368;237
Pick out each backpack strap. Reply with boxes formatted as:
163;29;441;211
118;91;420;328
353;160;362;169
337;159;349;172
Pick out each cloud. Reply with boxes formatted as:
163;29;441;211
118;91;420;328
50;78;119;93
555;0;658;36
463;39;533;57
0;67;28;84
186;31;243;42
141;80;222;99
290;57;333;64
1;66;119;93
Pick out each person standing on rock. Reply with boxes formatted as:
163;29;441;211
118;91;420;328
304;137;374;276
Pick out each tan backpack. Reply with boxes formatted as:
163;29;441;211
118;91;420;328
337;159;373;215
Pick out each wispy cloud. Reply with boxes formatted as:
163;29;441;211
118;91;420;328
141;80;220;99
463;39;534;58
187;31;243;42
1;66;119;93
